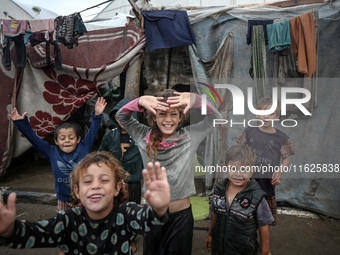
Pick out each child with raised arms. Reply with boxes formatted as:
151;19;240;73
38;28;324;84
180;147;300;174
0;151;170;255
9;97;107;211
116;89;222;254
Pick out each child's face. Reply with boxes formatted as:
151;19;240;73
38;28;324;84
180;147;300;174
75;163;121;220
227;160;253;188
54;128;81;153
155;108;182;141
256;104;279;128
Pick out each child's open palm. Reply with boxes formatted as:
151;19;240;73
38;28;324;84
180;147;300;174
9;108;27;121
143;162;170;217
167;92;196;114
95;97;107;115
0;192;17;239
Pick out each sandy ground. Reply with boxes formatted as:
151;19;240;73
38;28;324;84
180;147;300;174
0;153;339;254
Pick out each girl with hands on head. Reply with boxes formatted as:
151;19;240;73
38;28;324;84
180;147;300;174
116;88;222;255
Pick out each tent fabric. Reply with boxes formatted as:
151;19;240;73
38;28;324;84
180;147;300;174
0;24;145;176
188;20;234;189
188;3;340;219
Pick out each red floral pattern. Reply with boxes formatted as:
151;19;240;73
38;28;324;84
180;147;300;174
29;111;63;137
42;68;96;117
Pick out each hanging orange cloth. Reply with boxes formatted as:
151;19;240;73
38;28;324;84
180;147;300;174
289;12;317;77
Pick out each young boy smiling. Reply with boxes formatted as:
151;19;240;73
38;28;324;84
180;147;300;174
0;151;170;254
9;97;107;211
205;144;274;255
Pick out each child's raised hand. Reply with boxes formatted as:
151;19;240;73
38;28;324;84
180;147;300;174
0;192;17;239
95;97;107;115
9;108;27;121
138;96;169;115
142;162;170;218
167;92;196;114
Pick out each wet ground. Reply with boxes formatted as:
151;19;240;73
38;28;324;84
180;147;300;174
0;152;340;254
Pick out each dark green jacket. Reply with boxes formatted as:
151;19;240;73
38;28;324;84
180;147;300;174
211;178;266;255
99;98;143;182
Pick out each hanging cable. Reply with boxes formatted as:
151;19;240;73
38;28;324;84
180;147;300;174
79;0;113;13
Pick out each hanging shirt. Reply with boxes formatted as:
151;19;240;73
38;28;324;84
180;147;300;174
267;20;291;52
142;10;196;53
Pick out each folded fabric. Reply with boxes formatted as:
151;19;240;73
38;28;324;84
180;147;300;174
142;10;196;52
290;12;317;77
267;20;291;52
247;20;273;45
29;19;56;41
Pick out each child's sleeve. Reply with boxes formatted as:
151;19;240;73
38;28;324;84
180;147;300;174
0;213;67;249
280;139;295;159
256;198;274;226
123;203;168;235
13;117;52;159
116;98;150;142
82;111;103;152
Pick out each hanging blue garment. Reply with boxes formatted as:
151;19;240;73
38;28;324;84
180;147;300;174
267;20;291;52
142;10;196;52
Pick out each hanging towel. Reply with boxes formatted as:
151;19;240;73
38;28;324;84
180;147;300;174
267;20;291;52
142;10;196;53
289;12;317;77
247;20;273;45
249;25;268;102
29;19;56;41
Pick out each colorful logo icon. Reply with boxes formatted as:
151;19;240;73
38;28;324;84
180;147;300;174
196;82;222;107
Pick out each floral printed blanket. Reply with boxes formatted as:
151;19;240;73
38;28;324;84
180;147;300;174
1;24;145;176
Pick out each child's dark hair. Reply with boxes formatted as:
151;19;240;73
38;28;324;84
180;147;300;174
257;96;281;116
70;151;128;204
145;89;185;161
225;144;257;166
53;121;83;140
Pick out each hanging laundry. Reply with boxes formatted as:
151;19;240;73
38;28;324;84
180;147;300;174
266;20;291;52
290;12;317;77
55;12;87;49
28;32;62;70
2;34;26;68
246;20;273;45
28;19;56;42
249;25;269;102
141;10;196;53
2;19;29;37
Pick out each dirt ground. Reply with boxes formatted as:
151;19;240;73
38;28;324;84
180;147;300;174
0;153;340;255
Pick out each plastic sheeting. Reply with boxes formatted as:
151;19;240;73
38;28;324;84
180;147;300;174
188;1;340;218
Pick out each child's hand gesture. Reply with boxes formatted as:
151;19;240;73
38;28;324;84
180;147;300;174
142;162;170;218
95;97;107;115
9;108;27;121
167;92;196;114
0;192;17;239
138;96;169;115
